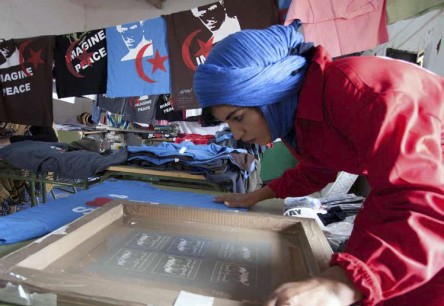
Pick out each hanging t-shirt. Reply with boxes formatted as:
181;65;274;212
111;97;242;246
54;29;107;98
155;94;184;122
97;95;132;121
285;0;388;57
164;0;280;110
106;17;170;97
127;95;159;125
0;36;54;125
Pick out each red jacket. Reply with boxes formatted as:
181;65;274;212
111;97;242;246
268;46;444;305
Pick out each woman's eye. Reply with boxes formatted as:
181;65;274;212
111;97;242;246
234;115;243;122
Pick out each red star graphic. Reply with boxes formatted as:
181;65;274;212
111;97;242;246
26;48;44;70
147;50;168;74
195;37;214;58
77;49;93;68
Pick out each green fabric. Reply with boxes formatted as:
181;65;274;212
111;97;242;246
386;0;444;24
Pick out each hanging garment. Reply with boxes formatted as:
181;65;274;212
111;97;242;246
164;0;280;110
54;29;107;98
155;94;184;122
285;0;388;57
106;17;170;97
97;95;132;121
126;95;159;125
0;36;54;125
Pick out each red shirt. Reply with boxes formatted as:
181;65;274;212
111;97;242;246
268;46;444;305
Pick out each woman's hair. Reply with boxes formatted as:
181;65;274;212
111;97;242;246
201;107;220;126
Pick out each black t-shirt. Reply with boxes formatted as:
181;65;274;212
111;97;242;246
10;126;58;143
155;94;183;122
54;29;107;98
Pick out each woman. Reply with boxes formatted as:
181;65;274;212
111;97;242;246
194;22;444;306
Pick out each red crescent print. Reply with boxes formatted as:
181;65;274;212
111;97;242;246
65;40;85;78
18;40;32;77
182;29;201;71
135;43;155;83
129;97;139;109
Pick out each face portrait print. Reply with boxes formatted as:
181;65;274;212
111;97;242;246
0;39;19;68
117;22;143;50
191;0;241;44
193;2;226;32
115;21;153;61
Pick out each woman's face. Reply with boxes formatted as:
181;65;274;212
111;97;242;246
211;105;272;145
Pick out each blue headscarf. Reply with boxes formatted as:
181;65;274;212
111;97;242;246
194;21;312;143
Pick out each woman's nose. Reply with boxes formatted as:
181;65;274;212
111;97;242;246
230;127;244;140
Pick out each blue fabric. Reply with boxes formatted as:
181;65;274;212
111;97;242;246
128;142;247;166
194;21;310;141
106;17;170;97
0;180;244;245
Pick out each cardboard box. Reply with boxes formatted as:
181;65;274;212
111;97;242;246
0;200;332;306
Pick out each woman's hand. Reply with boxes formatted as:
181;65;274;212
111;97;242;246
214;192;258;208
264;266;362;306
213;186;277;209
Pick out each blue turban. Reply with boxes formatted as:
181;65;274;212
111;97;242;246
194;21;312;143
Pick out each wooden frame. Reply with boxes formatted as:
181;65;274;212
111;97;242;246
0;200;331;306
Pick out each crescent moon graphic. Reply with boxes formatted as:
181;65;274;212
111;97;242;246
18;40;32;77
135;43;155;83
129;97;138;109
182;30;201;71
65;40;85;78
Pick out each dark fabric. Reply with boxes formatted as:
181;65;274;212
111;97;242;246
206;169;244;193
126;95;159;124
164;0;279;110
155;94;183;121
317;206;347;225
0;36;54;125
0;141;127;179
54;29;107;98
9;126;58;143
97;95;132;121
98;94;158;124
67;136;111;154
